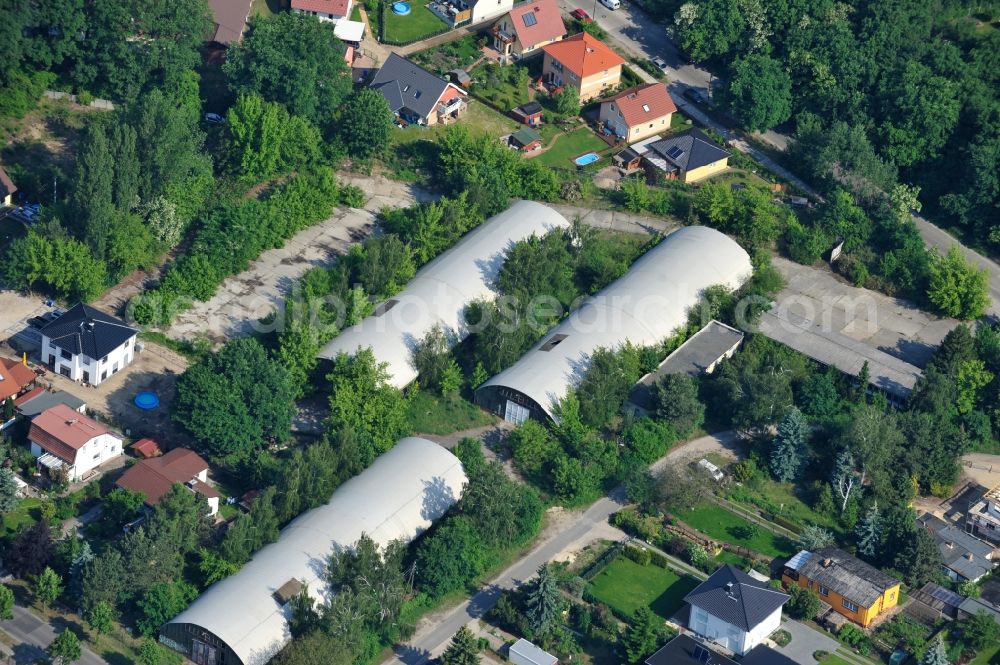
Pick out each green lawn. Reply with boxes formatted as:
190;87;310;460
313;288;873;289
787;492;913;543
534;128;610;168
727;478;841;533
587;557;700;620
405;391;495;435
2;498;42;538
391;100;517;146
677;503;797;558
818;655;856;665
250;0;282;18
350;3;362;21
383;0;447;44
968;643;1000;665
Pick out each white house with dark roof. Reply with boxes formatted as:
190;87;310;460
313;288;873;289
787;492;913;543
369;53;467;126
684;565;789;656
39;304;138;386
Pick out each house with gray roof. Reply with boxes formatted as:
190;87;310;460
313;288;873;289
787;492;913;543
626;320;743;416
684;565;789;656
918;513;995;582
642;128;730;183
370;53;468;126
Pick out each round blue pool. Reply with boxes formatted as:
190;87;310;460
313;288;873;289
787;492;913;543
392;1;411;14
574;152;600;166
134;391;160;410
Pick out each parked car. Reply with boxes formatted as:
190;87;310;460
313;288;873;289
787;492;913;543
570;7;593;22
682;88;708;105
204;112;225;124
650;55;668;69
599;0;620;9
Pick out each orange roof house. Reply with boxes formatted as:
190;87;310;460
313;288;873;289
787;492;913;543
117;447;220;515
491;0;567;61
541;32;624;101
28;404;123;480
131;438;163;459
291;0;352;21
0;357;35;402
599;83;677;142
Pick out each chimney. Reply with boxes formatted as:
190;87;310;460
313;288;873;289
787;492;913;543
822;558;832;568
946;541;954;549
966;552;975;561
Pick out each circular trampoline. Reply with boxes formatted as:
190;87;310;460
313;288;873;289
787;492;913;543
392;1;411;14
134;391;160;410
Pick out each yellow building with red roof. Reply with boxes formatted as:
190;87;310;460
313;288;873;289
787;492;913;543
541;32;624;101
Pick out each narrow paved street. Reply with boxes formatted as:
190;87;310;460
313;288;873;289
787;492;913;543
385;432;738;664
0;603;107;665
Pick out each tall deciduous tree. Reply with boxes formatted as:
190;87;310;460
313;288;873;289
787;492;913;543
337;88;395;159
652;373;705;436
48;629;81;665
0;584;13;620
35;567;63;608
7;520;54;578
326;349;408;458
224;13;352;129
927;246;990;320
724;54;793;132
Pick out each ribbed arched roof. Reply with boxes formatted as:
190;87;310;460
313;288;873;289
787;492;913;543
318;201;571;388
164;438;467;665
476;226;752;420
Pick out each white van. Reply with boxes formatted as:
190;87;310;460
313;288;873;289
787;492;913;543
600;0;620;10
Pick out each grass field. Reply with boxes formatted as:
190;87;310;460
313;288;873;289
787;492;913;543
727;478;840;533
250;0;282;18
678;503;797;558
534;128;610;168
383;0;447;43
968;643;1000;665
587;557;700;620
818;655;856;665
1;497;42;538
391;100;518;146
405;390;495;435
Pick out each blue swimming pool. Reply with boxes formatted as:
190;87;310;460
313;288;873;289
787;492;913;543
574;152;600;166
134;391;160;410
392;1;411;14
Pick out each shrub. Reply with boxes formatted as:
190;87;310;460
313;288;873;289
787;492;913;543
624;545;652;566
648;551;669;568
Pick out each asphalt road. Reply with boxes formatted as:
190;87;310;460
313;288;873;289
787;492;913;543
385;432;738;664
0;603;107;665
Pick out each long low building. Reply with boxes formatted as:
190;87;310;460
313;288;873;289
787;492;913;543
318;200;571;388
476;226;752;423
160;438;467;665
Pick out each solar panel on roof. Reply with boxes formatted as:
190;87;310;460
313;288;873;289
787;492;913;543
666;145;685;159
522;11;537;26
693;645;712;663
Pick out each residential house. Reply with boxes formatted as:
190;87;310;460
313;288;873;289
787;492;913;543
967;483;1000;545
642;128;730;183
646;635;800;665
0;357;36;403
918;513;995;582
0;166;15;206
782;547;901;628
626;320;743;417
509;127;542;151
509;639;557;665
370;53;467;126
541;32;624;102
116;447;220;516
684;565;789;656
291;0;353;22
14;387;85;419
469;0;515;26
207;0;252;45
599;83;677;143
491;0;566;62
28;403;123;481
39;303;138;386
512;101;543;126
958;597;1000;626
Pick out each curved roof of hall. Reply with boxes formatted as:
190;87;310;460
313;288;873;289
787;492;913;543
476;225;752;420
164;438;467;665
317;200;571;388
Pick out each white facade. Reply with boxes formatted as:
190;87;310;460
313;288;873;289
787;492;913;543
292;1;352;22
689;604;781;656
472;0;514;25
41;334;135;386
30;432;123;481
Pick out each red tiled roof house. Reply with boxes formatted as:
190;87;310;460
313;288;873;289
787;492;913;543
541;32;624;101
0;357;36;403
599;82;677;143
29;404;123;480
492;0;566;62
117;448;221;516
291;0;352;22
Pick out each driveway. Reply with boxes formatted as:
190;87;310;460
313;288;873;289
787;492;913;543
775;618;838;665
758;257;959;399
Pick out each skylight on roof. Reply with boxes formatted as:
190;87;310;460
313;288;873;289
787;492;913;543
522;11;537;26
666;145;685;160
642;104;649;112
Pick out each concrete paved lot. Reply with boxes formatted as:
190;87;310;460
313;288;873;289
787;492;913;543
165;175;432;344
759;257;959;398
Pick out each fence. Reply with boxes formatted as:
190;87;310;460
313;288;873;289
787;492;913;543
43;90;115;110
578;538;629;581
